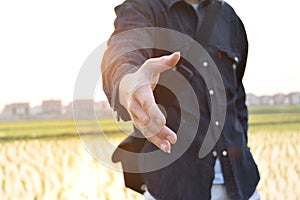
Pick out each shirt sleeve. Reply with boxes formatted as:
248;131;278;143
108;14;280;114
101;0;154;121
235;19;249;142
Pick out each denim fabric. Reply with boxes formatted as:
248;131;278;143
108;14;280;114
102;0;260;199
144;185;260;200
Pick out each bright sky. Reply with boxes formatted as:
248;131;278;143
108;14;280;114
0;0;299;110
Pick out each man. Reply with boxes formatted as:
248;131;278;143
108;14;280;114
101;0;260;199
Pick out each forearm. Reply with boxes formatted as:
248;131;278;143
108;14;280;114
101;0;154;120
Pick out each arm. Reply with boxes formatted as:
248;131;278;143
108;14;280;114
101;1;178;153
101;1;154;121
236;19;249;142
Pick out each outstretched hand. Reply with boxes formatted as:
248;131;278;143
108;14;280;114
119;52;181;153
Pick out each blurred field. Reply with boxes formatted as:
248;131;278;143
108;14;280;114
0;119;133;139
0;105;299;199
0;138;141;200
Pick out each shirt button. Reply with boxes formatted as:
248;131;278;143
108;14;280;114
234;56;239;63
203;61;208;67
209;89;214;95
232;63;237;70
215;121;220;126
212;150;218;158
222;150;228;157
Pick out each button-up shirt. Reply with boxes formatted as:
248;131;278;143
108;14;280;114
102;0;260;199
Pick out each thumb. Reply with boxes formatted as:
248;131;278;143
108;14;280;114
143;52;181;74
159;51;181;67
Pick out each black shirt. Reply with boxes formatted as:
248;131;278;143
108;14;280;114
101;0;260;199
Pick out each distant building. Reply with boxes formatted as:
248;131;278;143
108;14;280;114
94;101;112;118
2;91;300;121
259;95;274;105
246;93;260;106
288;92;300;105
72;99;95;119
64;100;112;119
30;105;42;115
2;102;30;120
273;93;289;105
41;100;62;115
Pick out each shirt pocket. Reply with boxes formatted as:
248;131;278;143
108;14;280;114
216;45;240;93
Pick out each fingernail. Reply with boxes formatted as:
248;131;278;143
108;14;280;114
167;148;171;154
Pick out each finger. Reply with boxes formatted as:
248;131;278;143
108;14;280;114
144;125;177;145
131;86;164;135
147;135;171;153
142;125;176;153
145;103;166;134
133;86;162;118
138;125;157;138
142;52;181;74
157;126;177;145
149;51;181;68
134;88;167;134
133;86;176;144
134;85;156;112
128;99;150;126
148;103;166;125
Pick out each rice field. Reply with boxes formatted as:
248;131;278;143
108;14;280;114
0;105;299;200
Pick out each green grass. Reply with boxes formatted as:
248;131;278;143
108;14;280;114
0;119;133;139
248;105;300;133
248;105;300;114
0;105;299;139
